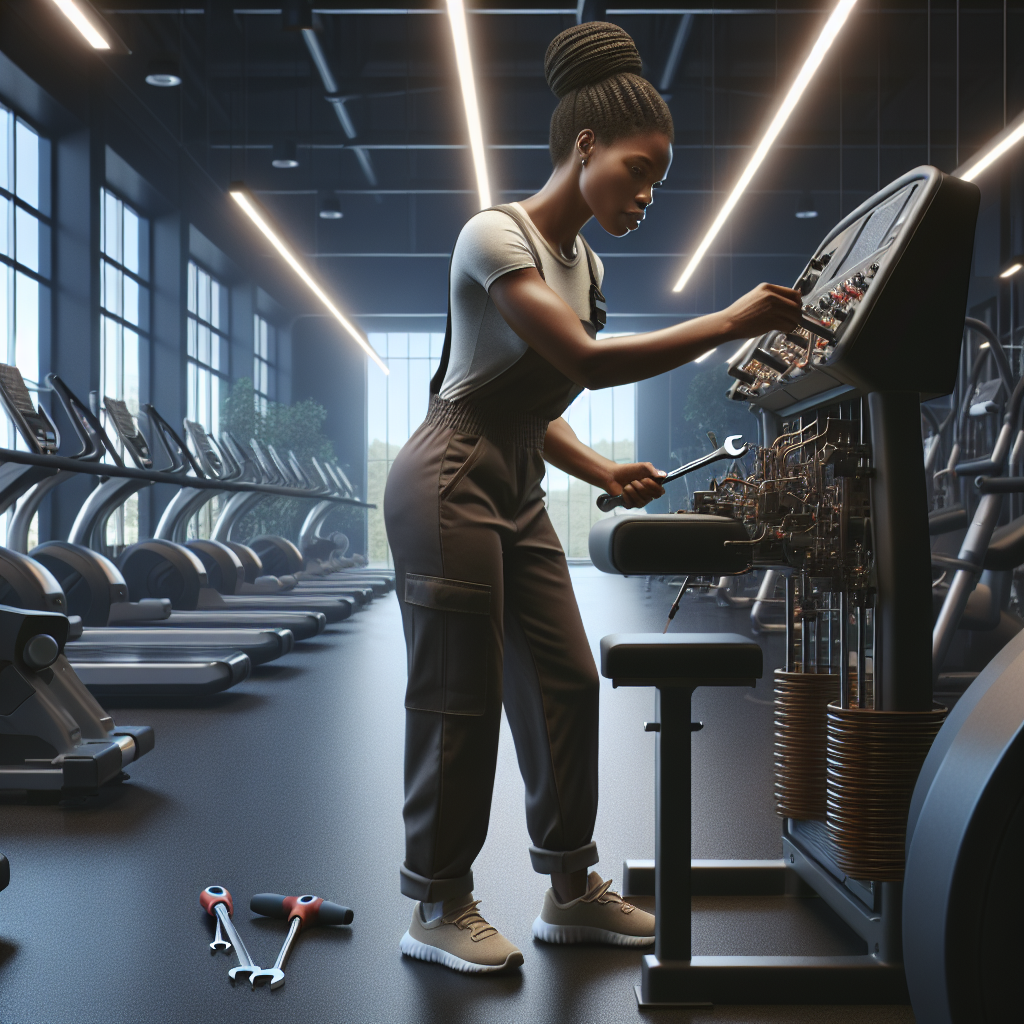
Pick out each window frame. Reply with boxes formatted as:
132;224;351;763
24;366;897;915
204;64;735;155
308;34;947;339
185;258;230;435
253;312;274;414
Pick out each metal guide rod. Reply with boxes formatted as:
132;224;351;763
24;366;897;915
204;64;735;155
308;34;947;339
839;589;851;708
800;575;812;672
857;605;868;708
784;574;796;673
0;445;374;507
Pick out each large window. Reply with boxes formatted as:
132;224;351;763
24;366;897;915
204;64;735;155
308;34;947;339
365;331;635;566
0;104;50;547
100;188;148;551
253;314;274;414
187;260;228;435
542;384;636;558
366;332;441;565
0;105;49;421
187;261;228;539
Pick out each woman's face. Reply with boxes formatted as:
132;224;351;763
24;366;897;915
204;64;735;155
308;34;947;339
577;130;673;237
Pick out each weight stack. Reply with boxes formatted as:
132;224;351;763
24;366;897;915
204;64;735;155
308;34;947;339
773;669;841;821
825;703;947;880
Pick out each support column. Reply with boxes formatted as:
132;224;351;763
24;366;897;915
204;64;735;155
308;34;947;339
867;391;933;711
655;685;693;963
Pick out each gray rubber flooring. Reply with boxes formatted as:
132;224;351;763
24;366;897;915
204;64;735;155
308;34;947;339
0;566;915;1023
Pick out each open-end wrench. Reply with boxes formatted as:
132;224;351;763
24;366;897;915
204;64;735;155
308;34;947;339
249;893;354;990
200;886;261;981
596;434;750;512
210;915;232;955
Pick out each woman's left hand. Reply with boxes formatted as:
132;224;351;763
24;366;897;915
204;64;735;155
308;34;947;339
602;462;666;509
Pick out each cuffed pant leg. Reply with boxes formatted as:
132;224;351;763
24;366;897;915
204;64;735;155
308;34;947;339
528;841;600;875
385;425;508;900
400;864;475;904
501;502;601;873
401;703;502;900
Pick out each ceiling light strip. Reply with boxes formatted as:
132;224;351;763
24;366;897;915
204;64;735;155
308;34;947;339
51;0;111;48
956;107;1024;183
445;0;492;210
230;189;389;375
671;0;858;293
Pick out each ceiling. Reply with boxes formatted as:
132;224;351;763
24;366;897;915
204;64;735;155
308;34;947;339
94;1;1023;331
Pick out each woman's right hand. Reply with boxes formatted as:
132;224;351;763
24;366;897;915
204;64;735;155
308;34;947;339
718;283;803;341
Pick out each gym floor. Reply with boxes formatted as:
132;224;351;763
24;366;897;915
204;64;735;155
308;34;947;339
0;566;916;1023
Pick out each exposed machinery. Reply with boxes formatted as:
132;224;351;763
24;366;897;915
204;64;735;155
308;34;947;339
591;167;1024;1019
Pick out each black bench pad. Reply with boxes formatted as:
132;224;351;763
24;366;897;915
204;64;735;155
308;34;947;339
601;633;763;684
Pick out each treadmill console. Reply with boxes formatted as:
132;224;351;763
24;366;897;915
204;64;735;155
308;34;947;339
0;364;59;455
104;398;152;469
727;166;979;408
184;420;224;479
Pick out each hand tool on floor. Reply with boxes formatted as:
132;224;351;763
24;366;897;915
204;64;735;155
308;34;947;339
596;435;750;512
210;915;232;954
249;893;354;990
201;886;261;981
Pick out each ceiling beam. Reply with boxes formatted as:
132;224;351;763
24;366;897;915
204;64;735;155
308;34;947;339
659;12;693;92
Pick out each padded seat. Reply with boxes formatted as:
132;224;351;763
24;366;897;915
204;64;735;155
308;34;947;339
601;632;763;685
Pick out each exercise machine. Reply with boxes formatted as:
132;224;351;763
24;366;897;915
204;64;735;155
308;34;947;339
589;167;1021;1018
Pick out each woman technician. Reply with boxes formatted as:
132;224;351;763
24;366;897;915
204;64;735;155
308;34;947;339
384;21;801;973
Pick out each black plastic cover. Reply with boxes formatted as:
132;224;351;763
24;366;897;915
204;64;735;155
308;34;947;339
588;514;752;576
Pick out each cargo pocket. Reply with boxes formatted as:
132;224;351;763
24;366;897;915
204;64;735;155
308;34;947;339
403;574;492;716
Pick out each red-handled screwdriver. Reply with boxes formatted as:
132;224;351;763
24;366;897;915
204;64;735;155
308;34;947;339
249;893;354;989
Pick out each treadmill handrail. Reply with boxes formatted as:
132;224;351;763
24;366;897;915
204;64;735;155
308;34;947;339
0;444;374;505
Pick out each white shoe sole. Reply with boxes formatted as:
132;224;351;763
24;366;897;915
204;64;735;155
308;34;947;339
399;931;524;973
531;916;655;947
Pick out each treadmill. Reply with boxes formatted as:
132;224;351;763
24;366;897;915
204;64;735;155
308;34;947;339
214;434;392;593
0;370;299;696
101;403;356;618
180;424;386;600
42;378;350;626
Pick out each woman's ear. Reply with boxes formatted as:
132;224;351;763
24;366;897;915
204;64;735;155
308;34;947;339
575;129;596;163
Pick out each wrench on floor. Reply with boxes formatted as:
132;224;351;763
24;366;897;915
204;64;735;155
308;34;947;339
210;915;232;955
201;886;261;981
249;893;354;989
596;435;750;512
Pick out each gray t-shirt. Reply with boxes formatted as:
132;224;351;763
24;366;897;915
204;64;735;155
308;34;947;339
438;203;605;401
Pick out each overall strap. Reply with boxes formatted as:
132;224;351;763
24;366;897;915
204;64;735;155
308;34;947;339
429;252;455;396
578;234;607;332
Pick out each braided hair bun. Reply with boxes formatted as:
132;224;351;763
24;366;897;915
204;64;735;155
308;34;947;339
544;22;642;98
544;22;673;165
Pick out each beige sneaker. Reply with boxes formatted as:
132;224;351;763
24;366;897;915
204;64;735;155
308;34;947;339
532;872;655;947
400;895;524;973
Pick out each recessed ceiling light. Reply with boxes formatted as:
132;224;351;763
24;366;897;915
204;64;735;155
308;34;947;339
319;198;344;220
271;141;300;170
795;191;818;219
145;59;181;87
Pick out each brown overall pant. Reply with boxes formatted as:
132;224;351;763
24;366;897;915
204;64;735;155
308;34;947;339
383;353;600;903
